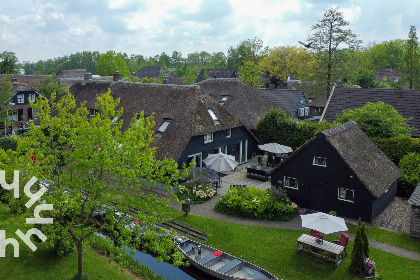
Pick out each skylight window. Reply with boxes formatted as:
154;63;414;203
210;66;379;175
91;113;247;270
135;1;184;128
208;109;220;125
111;117;119;123
219;95;229;104
154;118;171;138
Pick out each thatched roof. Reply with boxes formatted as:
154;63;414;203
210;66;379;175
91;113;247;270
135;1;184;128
321;121;401;197
321;87;420;137
198;78;277;130
270;121;401;198
133;66;172;79
194;69;238;83
57;69;88;78
69;80;242;161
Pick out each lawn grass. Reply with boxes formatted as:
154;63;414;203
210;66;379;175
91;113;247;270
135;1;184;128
0;213;138;280
346;223;420;253
174;212;420;280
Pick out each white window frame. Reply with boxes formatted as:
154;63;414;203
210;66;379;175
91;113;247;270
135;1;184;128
338;188;354;202
28;93;36;102
204;133;213;144
304;107;310;116
298;107;304;117
208;108;220;125
17;94;24;104
284;176;298;190
188;153;202;168
226;128;231;138
313;156;327;167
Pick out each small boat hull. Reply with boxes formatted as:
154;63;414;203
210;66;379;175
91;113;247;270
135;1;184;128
175;236;278;280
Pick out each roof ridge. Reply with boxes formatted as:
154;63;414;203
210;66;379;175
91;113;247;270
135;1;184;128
320;121;357;137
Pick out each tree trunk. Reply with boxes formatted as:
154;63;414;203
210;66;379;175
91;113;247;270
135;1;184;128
77;240;84;279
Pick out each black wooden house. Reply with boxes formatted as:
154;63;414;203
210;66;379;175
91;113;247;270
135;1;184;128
269;121;401;223
69;77;258;168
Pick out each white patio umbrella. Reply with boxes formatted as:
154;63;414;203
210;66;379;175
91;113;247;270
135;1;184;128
202;153;239;188
258;143;293;154
300;212;348;234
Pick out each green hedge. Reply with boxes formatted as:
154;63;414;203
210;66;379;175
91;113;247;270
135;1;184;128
0;136;17;151
214;186;298;221
398;152;420;197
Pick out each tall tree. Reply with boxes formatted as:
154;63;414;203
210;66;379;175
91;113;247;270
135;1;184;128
96;51;130;77
0;75;14;131
237;37;268;87
308;7;362;97
0;51;19;74
16;90;189;279
404;26;420;89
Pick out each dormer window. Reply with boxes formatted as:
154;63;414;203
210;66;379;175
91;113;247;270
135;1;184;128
219;95;229;105
313;156;326;167
208;109;220;125
17;94;24;104
154;118;171;138
204;133;213;144
28;93;36;102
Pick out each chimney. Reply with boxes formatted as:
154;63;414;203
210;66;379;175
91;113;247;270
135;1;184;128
84;72;92;81
113;71;121;81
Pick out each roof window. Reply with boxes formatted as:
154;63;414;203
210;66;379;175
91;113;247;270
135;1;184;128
219;95;229;104
154;118;171;137
208;109;220;125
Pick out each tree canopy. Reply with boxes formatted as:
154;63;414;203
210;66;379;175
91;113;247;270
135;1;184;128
11;90;189;279
0;51;19;74
335;101;414;138
96;50;130;77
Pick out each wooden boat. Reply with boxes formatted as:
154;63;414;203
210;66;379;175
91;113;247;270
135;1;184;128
175;236;278;280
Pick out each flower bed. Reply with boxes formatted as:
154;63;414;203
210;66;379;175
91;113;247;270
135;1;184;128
214;185;299;221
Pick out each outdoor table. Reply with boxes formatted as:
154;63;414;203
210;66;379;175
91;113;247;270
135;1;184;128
246;165;272;181
296;233;345;268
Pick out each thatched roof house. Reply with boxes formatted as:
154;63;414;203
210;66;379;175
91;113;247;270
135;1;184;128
269;121;401;222
69;78;258;165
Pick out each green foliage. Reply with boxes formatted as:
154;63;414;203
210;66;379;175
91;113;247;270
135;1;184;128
0;75;13;127
37;72;67;100
11;90;190;278
0;136;17;151
403;26;420;89
357;69;377;88
176;183;216;203
256;108;332;149
256;107;295;144
398;152;420;197
0;51;19;74
214;185;298;221
239;60;263;88
349;218;366;275
96;50;130;77
372;135;420;165
360;222;369;258
335;101;414;138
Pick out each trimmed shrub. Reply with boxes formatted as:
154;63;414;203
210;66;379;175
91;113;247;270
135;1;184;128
214;185;298;221
0;136;17;151
398;152;420;197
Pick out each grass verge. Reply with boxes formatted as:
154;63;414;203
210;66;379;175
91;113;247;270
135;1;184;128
174;212;420;280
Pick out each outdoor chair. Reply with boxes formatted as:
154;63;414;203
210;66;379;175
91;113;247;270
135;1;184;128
311;229;323;243
333;232;349;256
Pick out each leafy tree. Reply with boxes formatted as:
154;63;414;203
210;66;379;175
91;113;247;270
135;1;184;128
238;60;263;88
307;7;362;97
208;52;227;69
0;51;19;74
37;73;68;100
170;51;184;68
0;75;14;130
96;51;130;77
357;69;376;88
373;135;420;165
360;222;369;258
256;108;297;145
0;136;17;151
335;101;414;138
403;26;420;89
349;218;365;275
16;90;189;279
158;52;171;68
366;40;406;71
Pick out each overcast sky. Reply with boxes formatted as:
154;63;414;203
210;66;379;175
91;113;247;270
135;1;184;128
1;0;420;63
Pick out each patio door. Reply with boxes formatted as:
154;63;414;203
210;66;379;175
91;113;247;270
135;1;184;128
188;153;202;168
235;139;248;163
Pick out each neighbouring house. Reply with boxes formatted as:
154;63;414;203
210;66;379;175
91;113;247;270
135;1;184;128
258;88;312;120
9;80;41;126
407;184;420;238
133;66;173;82
269;121;401;223
376;65;400;84
194;69;238;83
321;87;420;137
69;73;259;167
197;78;278;139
